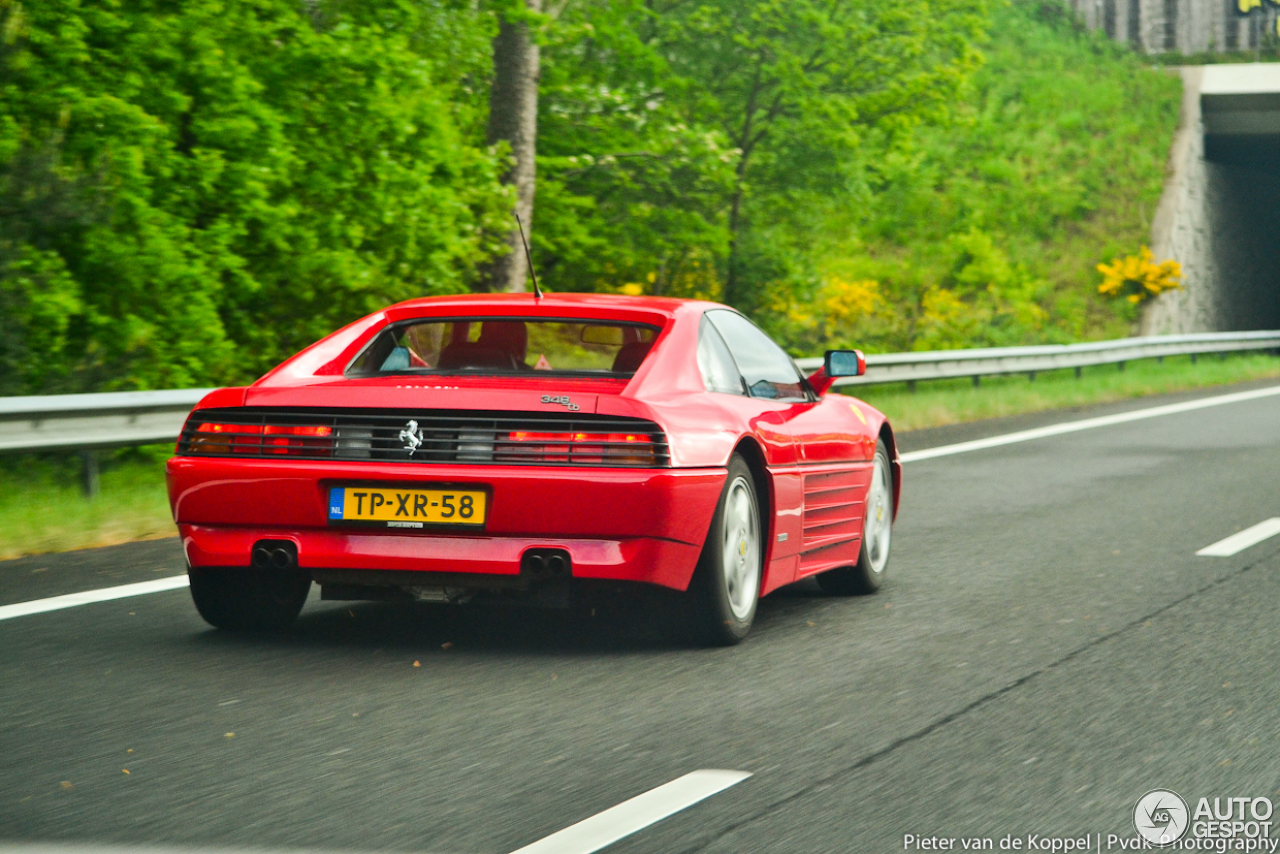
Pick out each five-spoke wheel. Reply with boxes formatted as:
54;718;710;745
688;454;762;645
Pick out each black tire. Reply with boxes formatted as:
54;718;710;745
189;566;311;631
817;439;894;596
685;454;763;646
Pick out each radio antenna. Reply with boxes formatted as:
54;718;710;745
514;213;543;300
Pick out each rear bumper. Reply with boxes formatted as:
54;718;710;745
178;524;701;589
168;458;724;591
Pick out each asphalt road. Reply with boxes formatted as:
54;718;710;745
4;381;1280;854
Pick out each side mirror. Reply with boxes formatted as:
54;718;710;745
806;349;866;396
825;349;866;378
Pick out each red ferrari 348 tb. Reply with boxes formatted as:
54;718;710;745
167;293;900;644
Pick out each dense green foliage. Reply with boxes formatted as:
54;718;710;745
767;0;1182;353
0;0;1181;395
535;0;990;316
0;0;506;393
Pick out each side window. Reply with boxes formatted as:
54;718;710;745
705;310;808;401
697;315;745;395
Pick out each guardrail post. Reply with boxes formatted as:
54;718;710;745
1118;361;1125;372
1074;367;1083;379
972;376;980;388
80;451;100;499
1191;353;1197;364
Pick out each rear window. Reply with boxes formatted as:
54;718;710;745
348;319;660;377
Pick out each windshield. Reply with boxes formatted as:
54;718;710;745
348;318;661;377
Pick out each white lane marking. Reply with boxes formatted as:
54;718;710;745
508;769;751;854
0;575;189;622
899;383;1280;464
1197;518;1280;557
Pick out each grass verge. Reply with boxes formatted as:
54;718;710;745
0;446;173;562
849;352;1280;432
1;353;1278;560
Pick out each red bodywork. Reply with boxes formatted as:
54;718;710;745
166;294;900;597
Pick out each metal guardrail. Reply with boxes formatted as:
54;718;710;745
794;331;1280;388
0;389;213;455
2;330;1279;494
0;389;213;496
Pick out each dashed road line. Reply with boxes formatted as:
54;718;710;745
0;575;189;622
1197;518;1280;557
677;545;1280;854
508;769;751;854
0;770;748;854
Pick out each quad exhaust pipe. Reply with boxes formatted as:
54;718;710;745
524;553;544;575
521;548;570;581
251;540;298;571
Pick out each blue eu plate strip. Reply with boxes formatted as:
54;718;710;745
328;487;345;520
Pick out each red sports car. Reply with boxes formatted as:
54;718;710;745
166;293;900;644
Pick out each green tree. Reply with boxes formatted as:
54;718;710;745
484;0;542;293
536;0;991;313
803;0;1181;352
0;0;507;392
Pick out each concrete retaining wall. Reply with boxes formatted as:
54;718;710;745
1143;68;1218;333
1143;66;1280;333
1066;0;1277;54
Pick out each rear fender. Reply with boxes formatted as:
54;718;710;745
728;437;799;597
878;422;901;520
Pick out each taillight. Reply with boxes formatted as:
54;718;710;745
187;423;332;456
263;424;333;455
195;423;260;434
187;422;262;454
500;431;657;465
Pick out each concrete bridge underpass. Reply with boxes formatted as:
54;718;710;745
1144;63;1280;334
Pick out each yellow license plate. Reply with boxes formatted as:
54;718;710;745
328;486;487;528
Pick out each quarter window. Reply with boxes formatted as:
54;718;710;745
697;315;745;395
705;310;808;401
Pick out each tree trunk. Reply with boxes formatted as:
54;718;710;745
722;60;764;309
485;0;542;293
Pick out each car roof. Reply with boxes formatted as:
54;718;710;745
250;292;738;388
383;292;721;323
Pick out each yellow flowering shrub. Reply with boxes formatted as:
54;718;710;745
1096;247;1181;304
822;277;880;325
773;276;879;334
915;286;991;351
615;254;721;300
